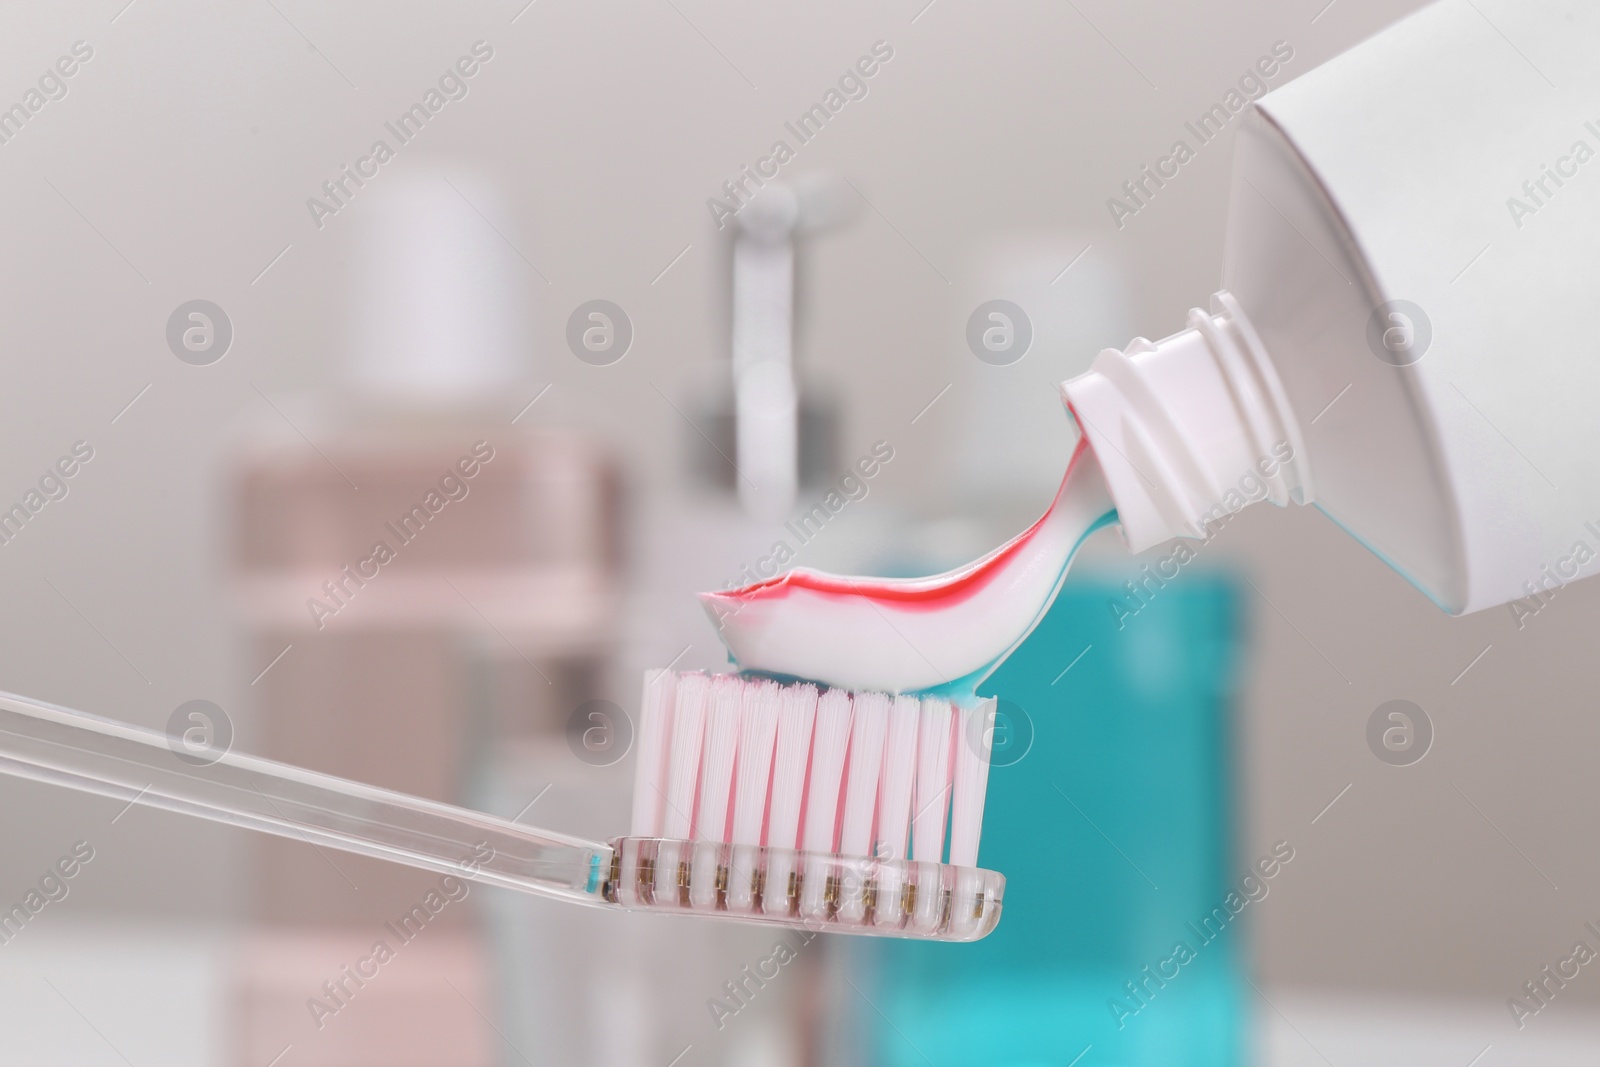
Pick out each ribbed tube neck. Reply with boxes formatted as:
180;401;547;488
1059;290;1313;552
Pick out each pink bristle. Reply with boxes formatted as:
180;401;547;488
630;670;997;932
765;683;819;851
695;675;745;842
661;672;709;841
731;679;781;847
875;694;920;861
763;682;819;916
801;689;854;854
800;688;854;919
649;675;985;865
948;699;995;868
837;690;891;924
726;679;782;912
872;693;922;929
911;696;954;863
837;691;889;859
629;669;676;838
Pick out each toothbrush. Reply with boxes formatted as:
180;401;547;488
0;683;1003;942
0;444;1110;943
638;437;1116;938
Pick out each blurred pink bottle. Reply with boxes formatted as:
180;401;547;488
227;167;619;1067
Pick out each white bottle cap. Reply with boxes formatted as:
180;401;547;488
346;165;529;404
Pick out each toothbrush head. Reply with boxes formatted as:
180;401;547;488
614;669;1003;942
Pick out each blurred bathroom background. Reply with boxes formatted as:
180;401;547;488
2;0;1599;1064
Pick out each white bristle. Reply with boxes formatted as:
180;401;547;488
765;683;819;851
838;692;890;859
872;693;921;929
836;690;890;925
694;675;745;842
911;696;955;863
628;669;676;838
627;670;998;932
875;694;921;862
763;682;818;916
801;689;855;854
727;679;782;912
800;688;854;918
948;699;994;869
731;679;781;847
911;698;956;934
661;673;709;841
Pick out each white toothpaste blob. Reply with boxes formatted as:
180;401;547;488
700;440;1116;693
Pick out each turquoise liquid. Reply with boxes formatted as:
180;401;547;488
857;572;1246;1067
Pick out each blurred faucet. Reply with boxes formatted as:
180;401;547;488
727;175;855;518
731;186;799;517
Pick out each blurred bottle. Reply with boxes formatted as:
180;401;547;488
850;575;1245;1067
227;167;619;1067
471;687;803;1067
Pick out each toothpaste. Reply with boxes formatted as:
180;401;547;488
700;439;1115;694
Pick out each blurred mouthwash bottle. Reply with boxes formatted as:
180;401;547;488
838;572;1245;1067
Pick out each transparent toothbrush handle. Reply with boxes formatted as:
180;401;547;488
0;690;611;906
